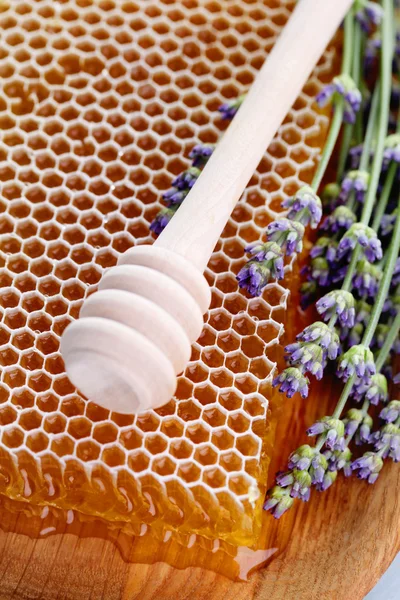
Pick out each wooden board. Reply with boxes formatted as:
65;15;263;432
0;354;399;599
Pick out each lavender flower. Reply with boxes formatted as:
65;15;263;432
288;445;315;471
296;322;340;360
189;143;215;167
276;470;312;502
321;206;357;233
310;237;338;263
316;290;356;328
349;144;366;169
337;223;383;262
355;1;384;33
339;170;370;204
353;373;388;405
321;182;341;210
353;260;382;298
381;210;397;236
162;188;189;207
352;452;383;483
308;257;331;287
272;367;310;398
284;341;326;379
370;423;400;461
324;447;352;476
218;94;245;120
266;218;305;256
309;452;328;485
237;242;284;296
281;185;322;228
263;486;294;518
357;413;374;445
344;408;364;436
364;37;382;73
307;417;345;451
383;133;400;165
172;166;201;190
380;400;400;423
150;206;177;235
316;74;362;124
315;469;338;491
347;323;364;347
337;345;376;382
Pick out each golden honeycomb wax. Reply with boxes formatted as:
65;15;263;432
0;0;338;547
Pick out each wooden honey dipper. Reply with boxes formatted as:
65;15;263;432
61;0;354;414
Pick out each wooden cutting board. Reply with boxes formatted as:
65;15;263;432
0;348;398;600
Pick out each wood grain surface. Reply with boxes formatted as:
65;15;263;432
0;459;398;600
0;351;398;600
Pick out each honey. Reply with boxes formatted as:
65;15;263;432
0;0;339;577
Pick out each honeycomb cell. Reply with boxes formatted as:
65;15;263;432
0;0;336;547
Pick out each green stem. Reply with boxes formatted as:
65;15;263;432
362;198;400;348
371;161;397;231
361;0;393;226
359;82;380;172
352;21;364;145
312;12;354;192
375;311;400;371
337;124;354;182
311;102;344;192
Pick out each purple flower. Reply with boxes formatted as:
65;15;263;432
237;242;284;296
344;408;364;436
218;94;245;120
309;452;328;485
321;182;341;210
172;166;201;190
189;143;215;167
317;74;362;124
281;185;322;229
150;206;177;235
393;257;400;286
296;322;340;360
338;223;382;263
381;210;397;236
272;367;310;399
315;469;338;491
310;237;338;263
383;134;400;166
352;373;388;405
316;290;355;328
339;170;369;204
353;260;382;298
309;257;331;287
324;447;352;476
352;452;383;484
349;144;367;169
288;445;315;471
321;206;357;233
264;486;294;518
285;341;326;379
356;414;374;445
337;345;376;383
346;323;364;347
307;417;345;451
276;470;311;502
162;188;189;207
266;218;305;256
355;1;384;33
380;400;400;423
370;424;400;461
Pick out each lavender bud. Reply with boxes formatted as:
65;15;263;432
272;367;310;399
218;94;245;120
344;408;363;436
315;469;338;491
316;290;355;328
356;413;374;445
366;374;388;405
285;342;326;380
339;170;369;204
281;185;322;229
150;205;178;235
352;452;383;483
172;166;201;190
353;260;382;298
321;206;357;233
307;417;345;451
288;444;315;471
380;400;400;423
237;241;284;296
264;486;294;518
317;74;361;124
266;218;305;256
337;345;376;383
337;223;383;263
189;143;215;167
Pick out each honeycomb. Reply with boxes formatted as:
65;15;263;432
0;0;337;547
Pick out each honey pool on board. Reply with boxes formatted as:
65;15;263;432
0;0;338;566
